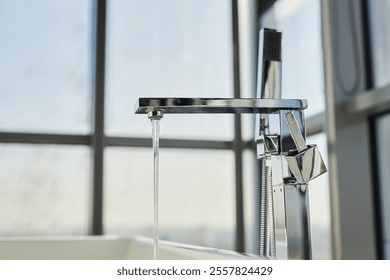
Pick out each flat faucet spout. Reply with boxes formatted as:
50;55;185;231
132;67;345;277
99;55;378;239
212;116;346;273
134;98;307;115
133;28;327;260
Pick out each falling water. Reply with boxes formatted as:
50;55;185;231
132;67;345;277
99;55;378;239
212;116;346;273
151;117;160;260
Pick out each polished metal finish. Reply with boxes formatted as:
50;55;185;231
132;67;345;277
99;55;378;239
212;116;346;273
135;98;307;114
272;183;312;259
268;109;326;259
256;28;282;100
279;110;306;154
285;145;327;184
272;185;288;259
255;29;283;259
148;110;164;120
284;112;327;184
285;112;307;152
253;29;326;260
134;28;326;260
258;135;279;155
258;157;276;258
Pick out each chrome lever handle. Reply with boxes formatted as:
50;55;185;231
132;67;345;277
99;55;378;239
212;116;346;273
284;112;327;184
285;112;307;152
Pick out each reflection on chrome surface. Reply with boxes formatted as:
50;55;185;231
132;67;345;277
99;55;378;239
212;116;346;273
134;28;327;260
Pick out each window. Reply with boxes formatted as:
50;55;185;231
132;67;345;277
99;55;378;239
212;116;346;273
0;0;240;251
0;0;92;236
0;0;92;134
105;0;234;140
367;1;390;88
104;148;235;249
104;0;237;250
366;0;390;260
0;144;89;235
375;114;390;259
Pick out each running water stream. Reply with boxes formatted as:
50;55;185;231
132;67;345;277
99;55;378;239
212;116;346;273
150;111;162;260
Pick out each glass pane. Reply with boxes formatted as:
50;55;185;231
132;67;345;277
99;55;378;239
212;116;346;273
376;114;390;259
0;0;92;134
0;144;90;235
106;0;234;140
368;1;390;88
260;0;325;117
104;147;235;250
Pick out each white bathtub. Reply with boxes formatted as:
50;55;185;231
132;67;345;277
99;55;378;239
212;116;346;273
0;236;263;260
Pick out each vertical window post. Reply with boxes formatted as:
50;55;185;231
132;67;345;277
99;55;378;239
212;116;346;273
90;0;107;235
232;0;245;252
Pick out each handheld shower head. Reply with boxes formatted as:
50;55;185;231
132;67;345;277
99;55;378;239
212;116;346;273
256;28;283;100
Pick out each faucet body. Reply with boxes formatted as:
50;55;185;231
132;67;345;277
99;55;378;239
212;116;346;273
254;29;326;259
134;29;326;259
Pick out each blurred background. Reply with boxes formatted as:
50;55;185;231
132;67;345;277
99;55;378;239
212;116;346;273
0;0;389;260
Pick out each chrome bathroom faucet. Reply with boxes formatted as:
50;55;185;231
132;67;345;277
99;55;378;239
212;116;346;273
134;29;326;259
